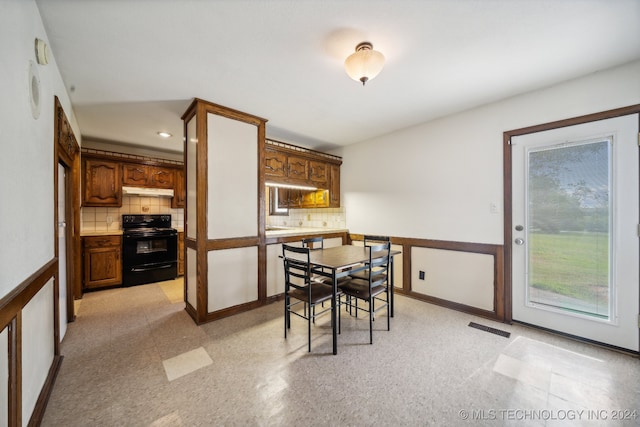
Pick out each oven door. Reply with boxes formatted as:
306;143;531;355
123;232;178;286
123;233;177;267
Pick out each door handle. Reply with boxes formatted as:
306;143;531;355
514;238;525;245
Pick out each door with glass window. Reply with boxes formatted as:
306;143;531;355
511;114;639;351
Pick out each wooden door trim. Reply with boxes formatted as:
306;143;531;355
54;96;81;322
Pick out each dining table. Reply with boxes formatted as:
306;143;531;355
296;244;400;355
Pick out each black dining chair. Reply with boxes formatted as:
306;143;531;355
348;235;391;282
283;244;341;352
339;242;391;344
302;236;332;284
301;236;324;250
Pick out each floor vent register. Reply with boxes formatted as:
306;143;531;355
468;322;511;338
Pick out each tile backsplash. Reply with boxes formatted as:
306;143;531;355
81;196;184;232
83;197;344;232
267;207;346;229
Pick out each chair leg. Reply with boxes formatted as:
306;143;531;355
369;298;373;344
308;305;312;352
284;296;288;339
386;291;390;331
338;296;341;334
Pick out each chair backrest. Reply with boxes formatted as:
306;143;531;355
301;236;323;250
366;242;391;287
363;235;390;247
282;244;311;290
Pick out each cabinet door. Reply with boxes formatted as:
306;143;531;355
300;191;316;208
315;189;329;208
287;156;309;180
149;167;174;188
286;189;303;208
265;149;287;178
309;160;328;185
172;169;185;208
122;164;149;186
83;237;122;289
329;164;340;207
277;188;289;209
83;159;122;206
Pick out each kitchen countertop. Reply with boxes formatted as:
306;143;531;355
265;227;348;237
81;230;123;237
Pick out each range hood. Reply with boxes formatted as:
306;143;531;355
122;186;174;197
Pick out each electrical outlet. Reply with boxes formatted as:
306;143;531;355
419;270;425;280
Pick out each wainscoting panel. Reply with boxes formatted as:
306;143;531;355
411;247;494;311
21;280;55;423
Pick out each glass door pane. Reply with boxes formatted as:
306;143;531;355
527;139;612;319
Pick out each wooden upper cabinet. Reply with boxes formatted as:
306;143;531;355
122;164;174;189
83;159;122;206
149;167;174;188
265;149;287;178
172;169;185;208
309;160;328;185
263;140;341;207
122;164;148;186
287;156;309;180
329;164;340;207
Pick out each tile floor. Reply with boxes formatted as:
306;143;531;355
42;279;640;426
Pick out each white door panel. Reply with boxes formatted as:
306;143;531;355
512;114;638;351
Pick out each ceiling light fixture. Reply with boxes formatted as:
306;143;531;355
157;131;172;138
344;41;385;86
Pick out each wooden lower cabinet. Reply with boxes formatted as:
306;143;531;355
83;235;122;289
178;232;184;276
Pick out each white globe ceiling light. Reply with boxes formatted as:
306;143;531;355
344;42;385;86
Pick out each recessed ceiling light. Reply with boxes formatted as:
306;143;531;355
157;131;172;138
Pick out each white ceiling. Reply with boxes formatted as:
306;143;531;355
36;0;640;153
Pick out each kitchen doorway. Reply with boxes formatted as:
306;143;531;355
54;97;81;343
504;107;640;352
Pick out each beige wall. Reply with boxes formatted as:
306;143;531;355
0;1;79;422
340;60;640;245
339;60;640;309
